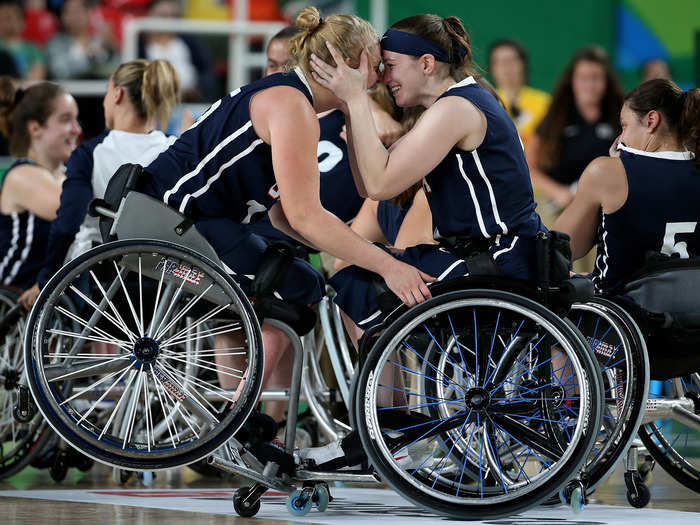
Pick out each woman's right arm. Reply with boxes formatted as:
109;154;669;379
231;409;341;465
1;165;61;220
253;86;434;305
334;199;385;271
526;133;575;209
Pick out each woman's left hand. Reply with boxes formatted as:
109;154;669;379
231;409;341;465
310;41;369;104
18;283;40;311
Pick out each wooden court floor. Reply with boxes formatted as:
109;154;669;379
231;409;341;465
1;460;699;524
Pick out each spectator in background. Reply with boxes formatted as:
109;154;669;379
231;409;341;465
488;39;549;148
527;46;623;215
0;0;46;80
21;0;59;47
46;0;117;79
641;58;672;82
139;0;215;101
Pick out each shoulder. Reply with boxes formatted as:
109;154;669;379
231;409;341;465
76;130;110;156
252;85;317;130
2;162;55;194
579;156;627;206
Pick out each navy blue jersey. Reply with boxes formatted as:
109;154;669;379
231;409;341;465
593;146;700;293
246;109;363;246
0;159;52;289
425;77;541;240
144;68;314;225
377;199;411;245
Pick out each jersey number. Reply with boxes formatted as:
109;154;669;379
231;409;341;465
661;222;697;258
317;140;343;172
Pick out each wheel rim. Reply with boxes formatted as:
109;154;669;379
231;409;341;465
363;297;594;505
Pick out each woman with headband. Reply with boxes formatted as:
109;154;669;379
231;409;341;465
309;14;545;338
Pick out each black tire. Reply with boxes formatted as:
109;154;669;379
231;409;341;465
354;289;603;520
24;239;264;471
233;486;262;517
569;297;649;492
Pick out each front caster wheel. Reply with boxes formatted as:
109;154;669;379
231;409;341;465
625;472;651;508
233;486;262;518
287;489;312;517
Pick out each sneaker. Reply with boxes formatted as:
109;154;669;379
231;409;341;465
298;434;367;471
232;411;295;476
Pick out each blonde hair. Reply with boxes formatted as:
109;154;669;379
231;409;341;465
288;6;378;78
111;59;180;129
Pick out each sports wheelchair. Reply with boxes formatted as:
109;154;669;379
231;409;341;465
24;163;603;520
566;254;700;508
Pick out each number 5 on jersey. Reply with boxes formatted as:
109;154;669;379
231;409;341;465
662;222;697;258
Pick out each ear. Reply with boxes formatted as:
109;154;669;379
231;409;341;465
419;54;437;75
114;85;125;105
27;120;42;140
645;110;661;133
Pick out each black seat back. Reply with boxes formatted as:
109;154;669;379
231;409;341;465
93;163;145;242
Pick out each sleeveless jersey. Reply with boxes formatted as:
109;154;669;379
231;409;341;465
144;67;314;225
593;146;700;293
0;159;52;289
37;129;175;288
425;77;541;240
377;199;411;245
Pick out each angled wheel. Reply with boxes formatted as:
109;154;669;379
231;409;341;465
354;289;603;520
24;239;263;471
568;297;649;492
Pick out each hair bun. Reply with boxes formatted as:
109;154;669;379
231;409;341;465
295;6;322;31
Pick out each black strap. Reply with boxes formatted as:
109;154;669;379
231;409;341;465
250;242;296;298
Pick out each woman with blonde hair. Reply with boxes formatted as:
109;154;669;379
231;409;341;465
19;58;180;308
140;7;433;469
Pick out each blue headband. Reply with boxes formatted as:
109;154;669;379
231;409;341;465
381;28;466;63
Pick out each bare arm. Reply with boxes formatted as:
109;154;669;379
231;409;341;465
0;165;63;220
252;86;434;305
334;199;386;271
268;202;319;250
526;133;575;209
553;157;627;260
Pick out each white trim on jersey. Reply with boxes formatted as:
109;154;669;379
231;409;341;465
0;213;20;283
593;213;610;290
294;67;313;103
5;213;34;285
178;138;265;213
163;120;254;206
472;150;508;235
456;153;490;238
436;259;466;281
358;309;382;327
618;144;695;160
446;76;477;91
186;99;222;132
492;235;518;260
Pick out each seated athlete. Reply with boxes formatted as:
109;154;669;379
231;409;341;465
18;59;180;309
300;13;546;469
554;79;700;293
0;79;80;295
139;8;434;463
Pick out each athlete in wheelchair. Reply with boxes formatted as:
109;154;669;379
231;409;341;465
555;78;700;506
23;9;605;521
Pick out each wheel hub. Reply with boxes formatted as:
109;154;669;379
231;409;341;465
465;387;491;411
132;337;160;363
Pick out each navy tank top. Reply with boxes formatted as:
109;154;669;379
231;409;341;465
593;146;700;293
144;67;314;225
0;159;52;289
425;77;541;241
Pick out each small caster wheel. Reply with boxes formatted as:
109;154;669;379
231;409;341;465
625;473;651;509
570;486;584;513
50;455;68;482
233;487;261;518
75;454;93;472
313;484;329;512
287;489;312;517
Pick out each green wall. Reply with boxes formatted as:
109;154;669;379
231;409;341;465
356;0;616;92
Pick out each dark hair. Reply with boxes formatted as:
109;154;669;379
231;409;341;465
537;46;624;169
488;38;529;83
0;77;66;157
390;14;474;81
625;79;700;166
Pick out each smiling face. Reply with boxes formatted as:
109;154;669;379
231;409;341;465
381;50;423;107
32;93;81;164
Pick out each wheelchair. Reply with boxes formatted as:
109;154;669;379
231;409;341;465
568;254;700;507
24;163;603;520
